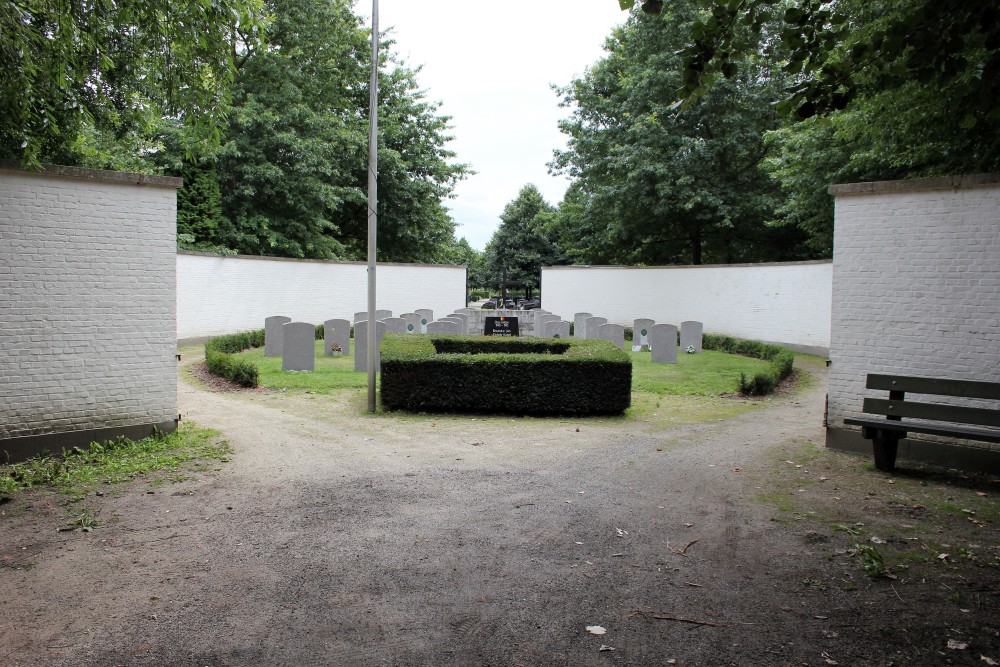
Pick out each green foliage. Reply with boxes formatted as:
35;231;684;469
0;0;267;166
631;349;772;396
0;423;230;497
204;331;265;387
854;543;888;578
703;333;794;396
380;335;632;416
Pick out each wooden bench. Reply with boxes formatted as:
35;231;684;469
843;374;1000;471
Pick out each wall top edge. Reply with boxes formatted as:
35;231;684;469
177;249;466;269
542;259;832;271
0;160;183;188
828;173;1000;196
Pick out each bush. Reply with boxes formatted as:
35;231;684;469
380;335;632;416
204;330;264;387
703;333;794;396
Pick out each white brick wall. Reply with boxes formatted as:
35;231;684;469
0;164;179;444
541;261;832;353
827;175;1000;457
177;253;467;340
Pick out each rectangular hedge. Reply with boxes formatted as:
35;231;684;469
380;335;632;416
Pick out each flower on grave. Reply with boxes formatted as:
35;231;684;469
685;345;696;354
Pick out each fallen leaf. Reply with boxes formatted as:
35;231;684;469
598;645;615;652
586;625;606;635
948;639;968;650
684;522;694;528
732;467;743;473
981;655;998;665
938;553;950;561
870;537;886;544
977;492;988;497
575;428;580;432
819;476;829;482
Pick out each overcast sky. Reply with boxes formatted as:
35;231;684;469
355;0;627;250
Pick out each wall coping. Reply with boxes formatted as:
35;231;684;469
543;259;832;271
0;160;183;188
828;173;1000;196
178;249;466;269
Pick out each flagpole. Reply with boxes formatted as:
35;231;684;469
366;0;379;412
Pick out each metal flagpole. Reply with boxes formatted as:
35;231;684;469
366;0;379;412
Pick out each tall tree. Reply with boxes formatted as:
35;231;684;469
553;5;807;266
0;0;266;166
483;185;566;298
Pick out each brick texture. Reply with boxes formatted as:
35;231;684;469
0;167;179;440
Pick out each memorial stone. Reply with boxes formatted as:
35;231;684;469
680;321;704;353
375;309;392;321
354;320;387;372
441;316;467;335
415;309;433;333
651;324;678;364
324;318;351;356
401;313;421;334
574;312;593;338
264;316;291;357
383;317;407;334
548;321;571;339
632;318;655;352
584;316;607;340
448;313;470;335
597;323;626;350
484;316;519;337
282;321;316;372
353;311;368;324
535;313;560;337
427;320;460;334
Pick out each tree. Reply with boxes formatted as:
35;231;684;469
483;185;566;298
0;0;266;166
552;5;809;266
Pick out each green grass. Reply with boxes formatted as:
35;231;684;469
630;349;773;395
0;422;230;497
238;342;368;393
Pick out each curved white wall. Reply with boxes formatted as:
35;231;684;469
177;252;467;340
541;261;832;352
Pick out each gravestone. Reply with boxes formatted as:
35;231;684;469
632;318;655;352
597;323;626;350
651;323;678;364
484;316;519;337
354;319;387;372
455;308;476;317
401;313;421;334
447;313;470;335
282;321;315;372
383;317;407;334
547;321;571;339
574;312;593;339
375;309;392;321
264;316;291;357
415;309;433;333
680;321;704;353
324;318;351;356
353;311;368;324
535;313;560;337
427;320;460;334
584;316;607;340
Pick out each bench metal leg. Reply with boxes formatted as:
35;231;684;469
871;432;899;472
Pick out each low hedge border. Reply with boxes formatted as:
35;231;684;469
203;326;328;388
380;334;632;416
702;334;795;396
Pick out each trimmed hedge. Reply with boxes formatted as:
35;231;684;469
380;334;632;416
702;334;794;396
205;330;263;387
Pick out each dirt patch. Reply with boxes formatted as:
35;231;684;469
1;359;997;666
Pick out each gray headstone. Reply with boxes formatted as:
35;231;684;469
680;321;704;354
574;312;593;338
264;316;291;357
282;322;315;372
375;309;392;321
354;320;387;373
597;323;626;350
401;313;421;334
447;313;470;335
535;313;560;337
427;320;460;334
415;309;433;333
440;317;467;334
651;323;678;364
353;311;368;324
548;321;571;339
383;317;407;334
455;308;476;317
584;316;607;340
633;318;655;352
324;318;351;356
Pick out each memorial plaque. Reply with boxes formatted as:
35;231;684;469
264;316;291;357
574;312;593;339
680;320;704;353
633;318;655;352
651;323;678;364
282;321;315;372
484;316;519;337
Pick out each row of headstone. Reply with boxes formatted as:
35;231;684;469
567;312;704;362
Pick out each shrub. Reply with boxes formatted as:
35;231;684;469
704;333;794;396
380;335;631;416
204;330;264;387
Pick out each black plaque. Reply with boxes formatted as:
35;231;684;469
484;316;519;337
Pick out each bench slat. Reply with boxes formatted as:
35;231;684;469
861;397;1000;428
844;416;1000;443
866;374;1000;400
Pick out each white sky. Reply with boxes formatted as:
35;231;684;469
355;0;627;250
